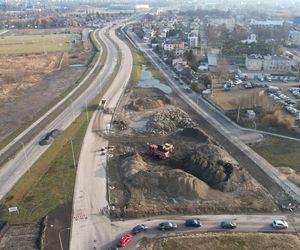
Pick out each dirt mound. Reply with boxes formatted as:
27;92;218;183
177;127;209;142
121;154;210;200
128;96;171;111
146;107;195;135
120;154;149;178
181;143;245;192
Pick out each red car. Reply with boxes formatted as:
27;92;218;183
117;234;133;247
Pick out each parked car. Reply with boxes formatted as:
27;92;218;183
272;220;288;229
185;219;202;227
220;220;237;229
117;234;133;247
184;86;192;93
158;222;177;231
286;99;296;105
132;224;148;235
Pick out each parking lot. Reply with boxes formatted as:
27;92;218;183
266;86;300;127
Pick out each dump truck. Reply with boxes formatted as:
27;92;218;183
149;143;173;159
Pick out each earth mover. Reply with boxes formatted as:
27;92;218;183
149;143;173;159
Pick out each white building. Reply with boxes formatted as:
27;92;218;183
188;36;199;48
208;53;218;66
245;55;264;70
209;18;236;30
245;55;292;72
241;34;257;44
135;4;150;12
250;19;284;27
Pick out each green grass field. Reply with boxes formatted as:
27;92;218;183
0;34;72;54
250;138;300;171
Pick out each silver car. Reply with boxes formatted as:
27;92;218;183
272;220;288;229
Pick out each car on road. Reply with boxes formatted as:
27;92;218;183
39;134;53;145
158;222;177;231
185;219;202;227
107;247;119;250
221;220;237;229
117;234;133;247
272;219;288;229
132;224;148;235
39;129;62;146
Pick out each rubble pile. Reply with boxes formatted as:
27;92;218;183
146;107;195;135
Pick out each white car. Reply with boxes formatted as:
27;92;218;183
272;220;288;229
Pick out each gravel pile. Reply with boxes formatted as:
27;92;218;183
146;107;194;135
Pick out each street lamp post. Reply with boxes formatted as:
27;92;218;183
59;227;70;250
20;141;30;172
70;139;76;169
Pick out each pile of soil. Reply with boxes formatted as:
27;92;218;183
181;143;244;192
146;107;195;135
128;95;171;111
121;154;210;200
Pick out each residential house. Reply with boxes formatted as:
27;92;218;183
163;40;185;51
172;57;187;66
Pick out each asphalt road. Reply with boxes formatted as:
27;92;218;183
106;213;300;249
69;24;133;250
0;26;117;201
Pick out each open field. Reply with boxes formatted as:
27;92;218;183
250;137;300;171
250;137;300;186
139;233;300;250
6;28;81;36
0;30;91;146
0;34;73;54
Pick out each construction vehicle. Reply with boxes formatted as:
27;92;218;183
149;143;173;159
163;143;174;152
99;99;107;110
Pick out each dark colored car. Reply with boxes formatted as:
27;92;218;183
38;133;53;146
39;129;62;146
221;221;237;229
185;219;202;227
158;222;177;231
132;224;148;235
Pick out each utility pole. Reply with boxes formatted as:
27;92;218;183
70;139;76;169
20;141;30;172
85;101;89;122
237;105;240;123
